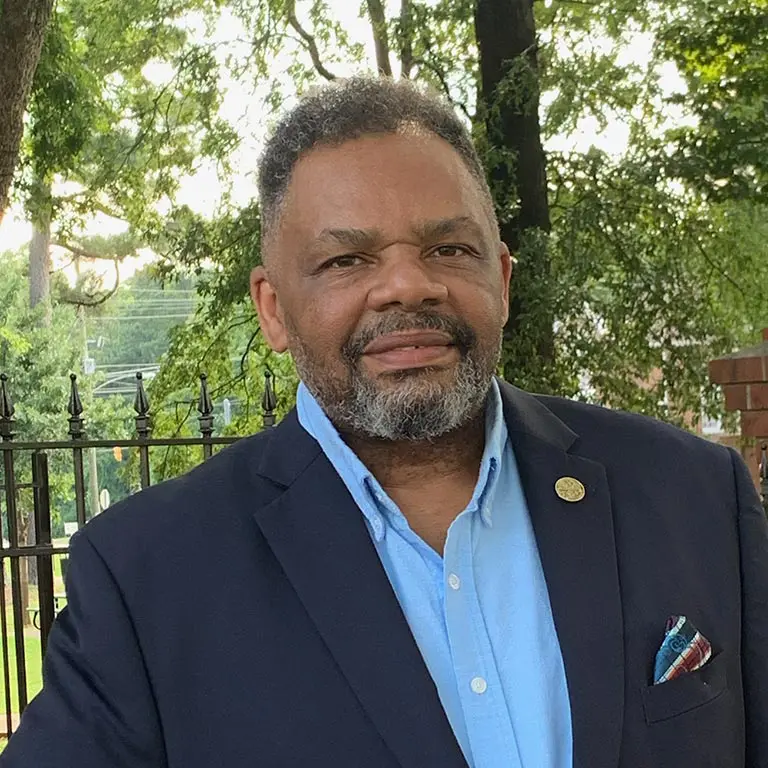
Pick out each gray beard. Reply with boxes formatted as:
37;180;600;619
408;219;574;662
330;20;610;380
288;312;500;441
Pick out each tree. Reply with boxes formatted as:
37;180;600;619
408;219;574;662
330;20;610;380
659;0;768;203
0;0;55;222
13;0;235;337
475;0;555;388
19;0;768;432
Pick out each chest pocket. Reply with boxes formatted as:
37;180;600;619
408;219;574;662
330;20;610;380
641;650;728;724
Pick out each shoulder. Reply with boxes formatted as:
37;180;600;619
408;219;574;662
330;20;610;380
534;393;735;474
79;429;281;558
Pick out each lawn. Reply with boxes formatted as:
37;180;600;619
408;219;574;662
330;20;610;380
0;545;66;747
0;634;43;717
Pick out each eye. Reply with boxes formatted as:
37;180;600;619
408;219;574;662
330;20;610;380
431;244;474;259
321;254;365;270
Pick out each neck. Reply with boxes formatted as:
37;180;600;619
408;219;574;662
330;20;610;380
339;409;486;492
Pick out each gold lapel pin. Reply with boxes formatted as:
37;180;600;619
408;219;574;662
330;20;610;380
555;476;586;503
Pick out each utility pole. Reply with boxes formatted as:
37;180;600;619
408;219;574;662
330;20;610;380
74;257;101;518
81;311;101;518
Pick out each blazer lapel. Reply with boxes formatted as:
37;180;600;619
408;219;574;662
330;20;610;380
499;383;624;768
252;413;468;768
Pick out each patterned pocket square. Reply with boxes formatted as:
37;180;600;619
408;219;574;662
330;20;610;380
653;615;712;685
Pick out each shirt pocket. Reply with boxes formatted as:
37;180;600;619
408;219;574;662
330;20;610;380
641;650;728;724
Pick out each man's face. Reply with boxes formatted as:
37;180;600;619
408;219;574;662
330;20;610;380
251;131;512;440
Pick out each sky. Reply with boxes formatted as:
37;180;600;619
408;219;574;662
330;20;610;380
0;0;688;280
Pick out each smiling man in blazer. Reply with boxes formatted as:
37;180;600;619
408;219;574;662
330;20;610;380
3;77;768;768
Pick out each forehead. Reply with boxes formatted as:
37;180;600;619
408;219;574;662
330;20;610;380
274;132;491;248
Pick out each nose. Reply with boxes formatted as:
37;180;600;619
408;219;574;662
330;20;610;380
367;249;449;311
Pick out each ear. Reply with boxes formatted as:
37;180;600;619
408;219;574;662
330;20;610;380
498;242;513;319
250;266;289;353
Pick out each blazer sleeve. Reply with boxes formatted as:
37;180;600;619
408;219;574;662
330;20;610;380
0;530;167;767
732;447;768;767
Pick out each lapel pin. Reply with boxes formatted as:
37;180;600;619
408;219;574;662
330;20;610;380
555;476;586;503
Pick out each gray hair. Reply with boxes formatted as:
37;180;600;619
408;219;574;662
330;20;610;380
257;76;495;249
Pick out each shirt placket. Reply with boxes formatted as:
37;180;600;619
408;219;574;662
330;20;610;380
443;511;523;768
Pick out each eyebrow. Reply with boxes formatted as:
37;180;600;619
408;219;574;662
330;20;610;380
310;216;488;253
312;226;386;252
412;216;487;245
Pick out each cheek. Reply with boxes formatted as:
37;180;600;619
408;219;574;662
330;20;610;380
451;278;506;329
286;288;361;357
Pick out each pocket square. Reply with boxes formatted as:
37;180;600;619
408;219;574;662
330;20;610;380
653;615;712;685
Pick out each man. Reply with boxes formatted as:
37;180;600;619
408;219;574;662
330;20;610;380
2;77;767;768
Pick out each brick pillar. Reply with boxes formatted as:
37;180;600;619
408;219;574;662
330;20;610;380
709;328;768;491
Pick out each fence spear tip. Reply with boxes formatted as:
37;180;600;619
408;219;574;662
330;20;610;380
198;372;213;417
134;371;150;416
0;373;14;421
68;373;84;417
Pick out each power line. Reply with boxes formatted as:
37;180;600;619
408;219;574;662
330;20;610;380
89;314;194;321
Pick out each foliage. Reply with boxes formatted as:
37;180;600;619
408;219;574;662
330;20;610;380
659;0;768;203
16;0;236;261
87;265;198;373
15;0;768;432
0;248;133;532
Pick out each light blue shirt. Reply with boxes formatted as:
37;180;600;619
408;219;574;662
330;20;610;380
297;379;572;768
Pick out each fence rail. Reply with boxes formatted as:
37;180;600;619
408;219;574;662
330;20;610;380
0;369;277;738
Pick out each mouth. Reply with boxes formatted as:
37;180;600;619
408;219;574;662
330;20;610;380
361;331;457;371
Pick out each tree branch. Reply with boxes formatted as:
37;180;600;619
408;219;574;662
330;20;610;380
366;0;393;77
411;57;472;122
61;258;121;307
285;1;337;81
52;240;127;261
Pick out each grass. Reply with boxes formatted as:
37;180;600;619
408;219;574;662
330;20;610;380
0;634;43;717
0;544;67;739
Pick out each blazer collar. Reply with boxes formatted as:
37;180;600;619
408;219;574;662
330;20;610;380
253;378;576;487
253;381;624;768
496;379;578;450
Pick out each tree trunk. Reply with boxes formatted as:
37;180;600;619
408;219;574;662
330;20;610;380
29;215;52;321
366;0;392;77
0;0;55;223
475;0;555;383
399;0;414;79
26;193;52;601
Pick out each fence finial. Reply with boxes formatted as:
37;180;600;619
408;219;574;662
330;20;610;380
134;372;152;439
262;369;277;428
0;373;16;440
68;373;85;440
197;373;214;438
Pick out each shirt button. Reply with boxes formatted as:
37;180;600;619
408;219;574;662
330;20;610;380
447;573;461;590
470;677;487;695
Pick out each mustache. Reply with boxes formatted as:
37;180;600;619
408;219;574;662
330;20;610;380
342;311;477;362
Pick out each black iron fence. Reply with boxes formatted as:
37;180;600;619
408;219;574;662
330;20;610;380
0;370;277;738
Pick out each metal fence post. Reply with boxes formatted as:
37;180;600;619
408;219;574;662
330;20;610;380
134;373;152;489
0;375;28;713
68;374;88;528
262;370;277;429
198;374;214;461
0;374;17;731
32;452;55;655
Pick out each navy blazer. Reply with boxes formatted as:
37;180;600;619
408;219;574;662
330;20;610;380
3;382;767;768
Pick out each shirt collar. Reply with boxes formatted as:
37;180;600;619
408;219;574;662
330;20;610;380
296;378;508;539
